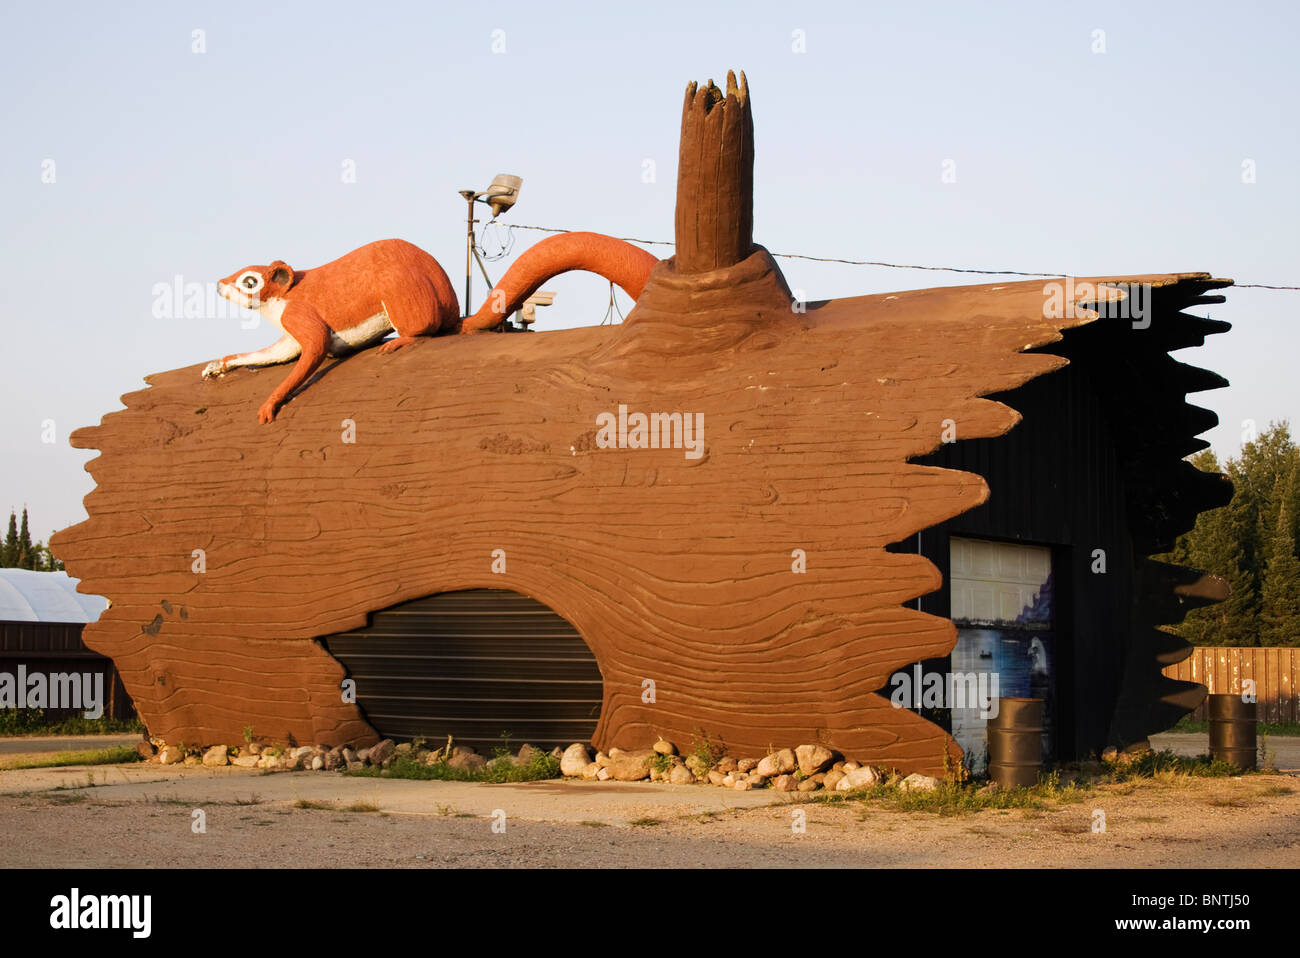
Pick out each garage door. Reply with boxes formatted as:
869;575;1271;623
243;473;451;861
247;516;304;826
321;589;603;754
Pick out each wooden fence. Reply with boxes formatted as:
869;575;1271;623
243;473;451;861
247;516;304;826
1163;647;1299;723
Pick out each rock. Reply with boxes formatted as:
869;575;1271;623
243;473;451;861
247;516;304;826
596;766;611;781
797;778;822;792
836;766;883;791
772;774;799;792
324;748;344;771
1117;739;1152;764
716;756;738;773
795;744;834;777
345;760;366;771
311;755;325;771
721;774;736;787
581;762;601;780
293;745;315;760
608;748;624;758
669;765;695;785
737;758;758;773
158;745;183;765
381;756;394;769
831;761;845;772
747;773;768;787
684;754;709;777
395;742;413;755
823;768;845;791
757;748;797;778
843;760;860;772
514;743;541;766
412;749;431;765
708;770;727;786
653;739;676;756
733;779;752;791
561;743;593;777
549;746;564;760
809;773;826;785
183;754;202;767
607;753;652;782
231;754;259;768
367;740;396;765
1101;746;1119;763
355;748;370;763
900;773;940;792
448;750;486;772
341;747;357;764
135;739;156;760
594;751;611;768
246;742;262;755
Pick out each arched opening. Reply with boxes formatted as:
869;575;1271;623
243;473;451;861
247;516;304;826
321;588;602;753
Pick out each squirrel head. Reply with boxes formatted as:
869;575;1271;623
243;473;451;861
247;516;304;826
218;260;296;309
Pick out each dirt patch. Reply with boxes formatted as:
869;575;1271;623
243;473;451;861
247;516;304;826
1;770;1296;868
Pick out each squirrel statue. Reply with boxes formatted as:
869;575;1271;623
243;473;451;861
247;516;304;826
204;232;657;423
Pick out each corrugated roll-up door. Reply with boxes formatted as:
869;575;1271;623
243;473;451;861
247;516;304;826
321;589;602;753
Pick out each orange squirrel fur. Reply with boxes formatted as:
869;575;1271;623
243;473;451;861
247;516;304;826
206;232;658;423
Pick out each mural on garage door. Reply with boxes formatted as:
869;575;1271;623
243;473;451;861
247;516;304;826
949;536;1056;775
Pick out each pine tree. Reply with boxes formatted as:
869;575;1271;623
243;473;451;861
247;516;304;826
1260;500;1300;647
17;507;34;570
1;511;16;568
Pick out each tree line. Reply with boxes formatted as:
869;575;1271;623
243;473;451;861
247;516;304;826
0;507;64;571
1159;421;1300;647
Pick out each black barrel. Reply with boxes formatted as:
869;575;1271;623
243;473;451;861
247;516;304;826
987;697;1044;789
1208;693;1256;770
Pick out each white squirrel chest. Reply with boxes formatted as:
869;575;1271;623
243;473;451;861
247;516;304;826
260;298;393;355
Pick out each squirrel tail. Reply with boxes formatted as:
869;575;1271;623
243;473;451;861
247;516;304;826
459;231;658;333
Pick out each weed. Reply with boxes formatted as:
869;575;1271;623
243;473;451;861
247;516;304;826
0;709;144;737
650;752;674;775
579;820;610;828
1259;732;1277;771
687;728;726;776
1102;750;1242;782
242;725;254;745
628;817;661;827
345;801;380;813
810;774;1090;818
293;798;333;810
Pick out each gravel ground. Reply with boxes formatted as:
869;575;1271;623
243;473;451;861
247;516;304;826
1;763;1297;868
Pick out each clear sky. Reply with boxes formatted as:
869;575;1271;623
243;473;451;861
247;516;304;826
2;0;1297;538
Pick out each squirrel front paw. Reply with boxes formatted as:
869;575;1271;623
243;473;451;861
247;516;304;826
202;360;226;379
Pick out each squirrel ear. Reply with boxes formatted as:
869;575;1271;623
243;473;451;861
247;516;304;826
269;261;294;288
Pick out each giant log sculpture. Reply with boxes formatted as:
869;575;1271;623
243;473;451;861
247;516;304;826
53;71;1231;774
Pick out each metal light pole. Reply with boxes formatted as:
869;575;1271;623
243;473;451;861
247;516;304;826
458;175;522;318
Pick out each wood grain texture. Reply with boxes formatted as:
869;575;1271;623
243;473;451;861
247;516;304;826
52;268;1229;774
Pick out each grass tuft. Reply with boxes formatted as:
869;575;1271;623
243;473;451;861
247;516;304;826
0;745;141;771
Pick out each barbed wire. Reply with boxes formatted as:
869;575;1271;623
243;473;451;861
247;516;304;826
503;223;1300;289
